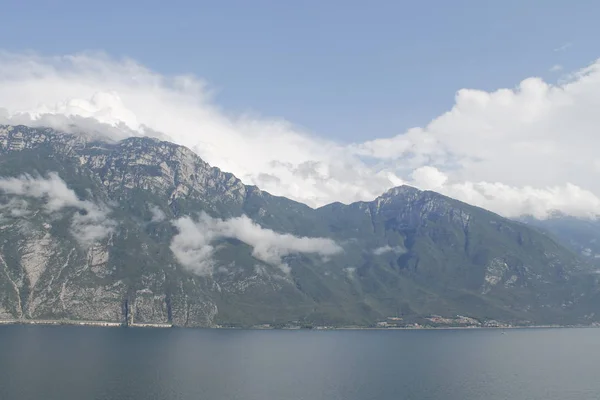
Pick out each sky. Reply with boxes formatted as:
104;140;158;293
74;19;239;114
2;1;600;219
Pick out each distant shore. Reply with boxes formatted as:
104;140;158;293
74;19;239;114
323;324;600;330
1;319;598;330
0;319;172;328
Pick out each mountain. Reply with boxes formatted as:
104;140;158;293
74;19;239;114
0;125;598;327
520;212;600;259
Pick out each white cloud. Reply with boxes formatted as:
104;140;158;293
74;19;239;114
170;212;343;275
410;166;448;190
0;52;387;208
149;205;166;223
550;64;563;72
170;217;216;275
70;206;116;247
438;176;600;219
2;52;600;219
0;172;116;246
403;166;600;219
373;245;406;256
0;172;81;212
0;198;30;223
362;69;600;219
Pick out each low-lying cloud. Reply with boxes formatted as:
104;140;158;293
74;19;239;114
0;172;116;246
0;198;30;222
170;212;342;275
407;166;600;219
149;204;166;223
3;52;600;219
373;245;406;256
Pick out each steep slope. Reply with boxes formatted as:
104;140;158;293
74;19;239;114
0;125;597;327
317;188;597;324
520;212;600;259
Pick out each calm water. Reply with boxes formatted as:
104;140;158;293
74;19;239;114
0;326;598;400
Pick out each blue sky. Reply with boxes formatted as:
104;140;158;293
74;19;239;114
3;0;600;143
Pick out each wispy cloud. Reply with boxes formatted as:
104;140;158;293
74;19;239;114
0;172;116;246
0;198;30;220
3;52;600;219
170;212;343;275
549;64;563;72
149;204;166;223
343;267;356;279
373;245;406;256
554;42;572;52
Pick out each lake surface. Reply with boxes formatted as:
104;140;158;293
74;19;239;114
0;326;598;400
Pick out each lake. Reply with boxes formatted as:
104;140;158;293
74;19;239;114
0;325;598;400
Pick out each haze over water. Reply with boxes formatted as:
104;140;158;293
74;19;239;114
0;326;598;400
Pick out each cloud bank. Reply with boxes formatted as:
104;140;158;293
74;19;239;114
0;172;116;246
170;213;342;275
2;52;600;219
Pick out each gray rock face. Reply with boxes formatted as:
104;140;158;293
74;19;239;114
0;125;598;327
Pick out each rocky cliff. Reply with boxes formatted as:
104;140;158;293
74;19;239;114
0;125;597;327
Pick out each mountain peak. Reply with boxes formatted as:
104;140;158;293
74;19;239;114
380;185;422;198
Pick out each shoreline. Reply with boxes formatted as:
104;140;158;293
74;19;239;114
0;319;172;328
1;319;598;330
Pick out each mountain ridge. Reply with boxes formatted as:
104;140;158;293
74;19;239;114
0;125;598;327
